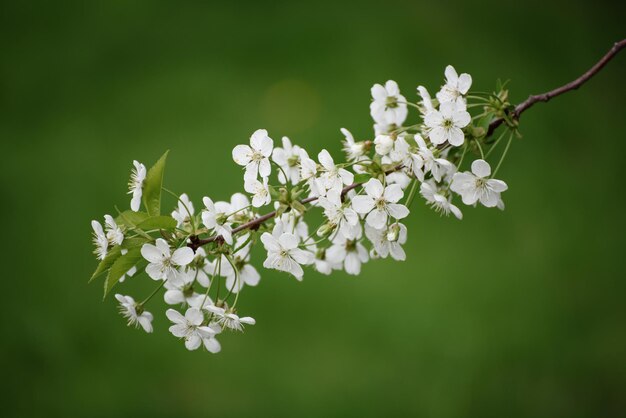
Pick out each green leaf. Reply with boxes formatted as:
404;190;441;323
115;210;150;228
103;247;143;298
142;150;169;216
136;216;176;231
353;173;372;184
89;246;122;283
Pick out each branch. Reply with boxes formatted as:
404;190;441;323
190;39;625;251
487;38;626;136
189;167;398;250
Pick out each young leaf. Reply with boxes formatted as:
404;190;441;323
116;210;150;228
103;247;143;298
89;246;122;283
142;150;169;217
136;216;177;231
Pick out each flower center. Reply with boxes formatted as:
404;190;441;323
287;155;299;167
375;198;386;210
385;96;399;109
443;118;454;129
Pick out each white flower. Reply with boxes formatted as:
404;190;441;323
272;136;301;184
450;159;508;207
424;101;471;146
260;231;314;280
299;148;318;182
205;306;256;332
311;246;340;275
232;129;274;180
436;65;472;104
166;308;216;351
244;177;271;208
351;179;410;229
128;160;146;212
171;193;195;228
370;80;408;125
317;188;360;239
417;85;435;114
91;220;108;260
326;234;369;275
365;222;407;261
163;268;208;306
341;128;368;161
201;323;223;353
318;149;354;191
385;171;412;190
115;294;153;333
141;238;195;281
201;197;234;244
229;193;255;223
420;180;463;219
410;134;455;182
104;214;124;246
374;134;394;156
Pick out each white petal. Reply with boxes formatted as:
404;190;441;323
166;308;185;324
366;209;387;229
232;145;252;166
471;159;491;178
387;203;409;220
351;196;375;214
383;184;404;203
141;243;162;263
278;233;299;250
171;247;194;266
364;178;384;198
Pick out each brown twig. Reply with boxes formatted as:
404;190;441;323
190;39;625;251
487;39;626;136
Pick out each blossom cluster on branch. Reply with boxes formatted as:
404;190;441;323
90;65;518;353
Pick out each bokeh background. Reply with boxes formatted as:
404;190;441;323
2;1;625;417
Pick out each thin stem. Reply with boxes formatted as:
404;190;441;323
404;179;419;209
141;280;165;306
492;131;514;178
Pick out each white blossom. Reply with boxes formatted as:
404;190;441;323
128;160;146;212
171;193;195;228
244;177;271;208
420;180;463;219
232;129;274;180
103;214;124;246
326;233;369;275
201;197;234;244
163;268;208;306
410;134;455;182
341;128;368;161
213;236;260;294
450;159;508;207
365;222;407;261
370;80;408;125
260;231;314;280
318;149;354;192
205;305;255;332
424;100;471;146
417;85;435;114
436;65;472;104
272;136;301;184
351;179;410;229
374;134;395;156
317;188;360;239
166;308;216;351
91;220;108;260
141;238;195;281
115;294;153;333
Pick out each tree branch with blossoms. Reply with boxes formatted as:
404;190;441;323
89;39;625;354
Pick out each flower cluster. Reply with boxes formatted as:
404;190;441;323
90;65;517;353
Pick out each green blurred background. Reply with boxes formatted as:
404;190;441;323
2;1;625;417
